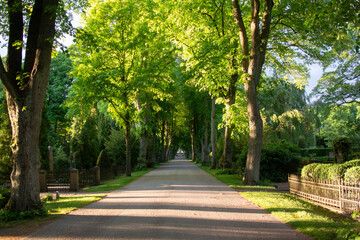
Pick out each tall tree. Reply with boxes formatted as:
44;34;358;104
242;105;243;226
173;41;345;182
232;0;273;184
0;0;59;212
69;0;176;176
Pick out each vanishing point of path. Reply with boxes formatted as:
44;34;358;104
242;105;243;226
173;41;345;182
24;158;311;240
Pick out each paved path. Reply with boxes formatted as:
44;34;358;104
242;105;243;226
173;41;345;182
24;159;311;240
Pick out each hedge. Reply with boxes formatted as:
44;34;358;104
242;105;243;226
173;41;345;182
301;163;320;179
300;159;360;181
313;164;332;180
300;148;332;157
327;164;347;180
344;166;360;183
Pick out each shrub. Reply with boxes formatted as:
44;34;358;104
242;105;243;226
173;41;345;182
54;146;70;171
215;168;237;175
313;164;332;180
300;148;332;157
343;159;360;168
238;140;301;182
301;163;320;179
344;167;360;183
0;187;10;209
327;164;347;180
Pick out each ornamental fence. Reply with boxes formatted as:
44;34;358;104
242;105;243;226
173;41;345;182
39;166;123;192
288;174;360;213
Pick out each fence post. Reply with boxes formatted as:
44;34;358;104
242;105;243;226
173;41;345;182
39;170;47;192
70;168;79;192
339;179;343;212
93;166;100;185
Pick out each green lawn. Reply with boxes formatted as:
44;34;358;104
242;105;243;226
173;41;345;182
82;168;153;192
199;164;360;240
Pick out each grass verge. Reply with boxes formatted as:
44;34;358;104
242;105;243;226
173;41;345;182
198;164;360;240
197;164;276;191
82;168;154;192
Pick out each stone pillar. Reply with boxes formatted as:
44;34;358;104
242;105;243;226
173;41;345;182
39;170;47;192
70;168;79;192
93;166;101;186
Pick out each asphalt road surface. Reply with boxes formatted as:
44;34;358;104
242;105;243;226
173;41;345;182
24;158;311;240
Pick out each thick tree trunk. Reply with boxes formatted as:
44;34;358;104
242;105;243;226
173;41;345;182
1;0;58;212
243;79;263;185
6;91;44;211
211;97;217;169
125;110;131;177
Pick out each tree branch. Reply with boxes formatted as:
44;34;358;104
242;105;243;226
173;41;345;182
24;0;43;74
0;55;19;98
5;0;24;98
232;0;249;73
259;0;274;68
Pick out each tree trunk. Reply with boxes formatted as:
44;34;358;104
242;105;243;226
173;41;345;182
125;110;131;177
219;74;237;169
6;91;44;211
201;126;209;164
136;95;148;165
160;120;165;162
232;0;273;185
190;119;195;162
211;97;217;169
243;79;263;185
1;0;58;212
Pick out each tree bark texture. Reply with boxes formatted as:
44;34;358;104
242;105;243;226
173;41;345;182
232;0;273;184
211;97;217;169
0;0;58;212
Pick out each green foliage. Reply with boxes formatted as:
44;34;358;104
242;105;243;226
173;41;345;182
343;160;360;168
327;164;347;180
238;140;301;182
0;93;12;179
79;114;99;169
300;148;333;157
320;104;360;147
215;168;237;175
0;187;10;209
46;52;73;147
96;149;112;168
344;167;360;183
301;163;320;179
105;128;126;167
39;105;50;171
0;208;47;222
313;164;332;180
54;146;70;170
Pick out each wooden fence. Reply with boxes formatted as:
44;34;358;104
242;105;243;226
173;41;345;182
288;174;360;213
